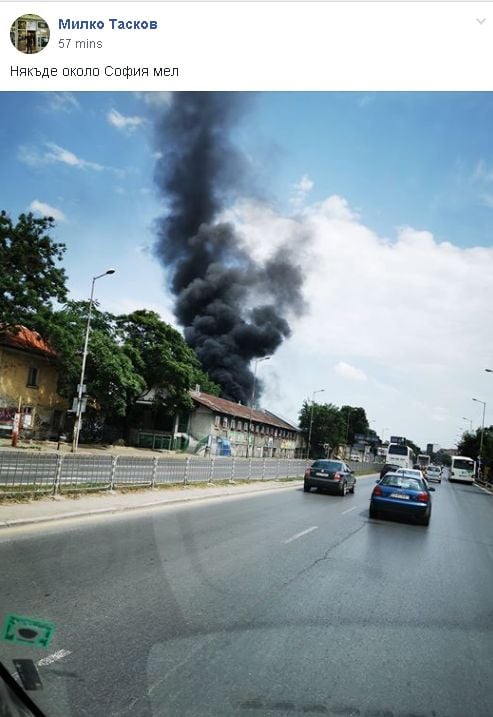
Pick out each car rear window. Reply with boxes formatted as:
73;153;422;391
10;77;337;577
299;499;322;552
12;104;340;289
381;474;423;491
311;460;343;471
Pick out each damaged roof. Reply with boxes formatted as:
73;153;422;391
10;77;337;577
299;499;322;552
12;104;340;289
191;390;299;432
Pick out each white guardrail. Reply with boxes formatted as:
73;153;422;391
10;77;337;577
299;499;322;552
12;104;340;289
0;451;378;496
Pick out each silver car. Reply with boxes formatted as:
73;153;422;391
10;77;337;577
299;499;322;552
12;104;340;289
426;465;442;483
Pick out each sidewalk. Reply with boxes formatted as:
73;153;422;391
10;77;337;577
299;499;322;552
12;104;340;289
0;479;304;529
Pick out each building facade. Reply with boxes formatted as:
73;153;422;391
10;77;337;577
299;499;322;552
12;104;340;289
187;390;304;458
128;388;304;458
0;327;67;439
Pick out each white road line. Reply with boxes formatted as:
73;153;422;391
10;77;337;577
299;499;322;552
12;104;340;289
37;649;71;666
341;506;357;515
474;482;493;496
283;526;318;544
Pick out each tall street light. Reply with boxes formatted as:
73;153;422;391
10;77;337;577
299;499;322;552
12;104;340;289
472;397;486;473
462;416;473;432
246;356;271;458
306;389;325;459
71;269;115;453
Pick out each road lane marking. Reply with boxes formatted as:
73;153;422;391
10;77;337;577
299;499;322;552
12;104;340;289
341;506;357;515
283;526;318;544
37;649;71;666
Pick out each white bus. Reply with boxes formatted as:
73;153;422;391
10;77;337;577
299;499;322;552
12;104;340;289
386;442;415;469
417;454;431;471
449;456;475;483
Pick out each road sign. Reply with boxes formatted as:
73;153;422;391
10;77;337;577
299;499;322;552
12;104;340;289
71;397;87;414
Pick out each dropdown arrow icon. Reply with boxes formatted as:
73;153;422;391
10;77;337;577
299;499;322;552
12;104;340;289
477;18;486;24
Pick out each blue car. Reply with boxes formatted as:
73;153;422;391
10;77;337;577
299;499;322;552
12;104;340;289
369;472;435;526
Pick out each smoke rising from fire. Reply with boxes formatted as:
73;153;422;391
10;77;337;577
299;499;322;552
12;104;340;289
154;92;304;403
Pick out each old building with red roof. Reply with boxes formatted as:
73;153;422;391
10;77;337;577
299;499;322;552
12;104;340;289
0;326;68;439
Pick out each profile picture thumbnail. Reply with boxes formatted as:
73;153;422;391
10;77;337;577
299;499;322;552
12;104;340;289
10;14;50;54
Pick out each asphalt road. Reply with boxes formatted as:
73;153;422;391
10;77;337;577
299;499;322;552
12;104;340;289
1;475;492;717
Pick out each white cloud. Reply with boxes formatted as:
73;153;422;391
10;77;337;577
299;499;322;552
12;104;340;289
358;94;375;109
223;194;493;447
136;92;172;108
29;199;67;223
107;109;145;132
43;93;80;113
18;142;105;171
334;362;367;382
290;174;314;207
45;142;104;170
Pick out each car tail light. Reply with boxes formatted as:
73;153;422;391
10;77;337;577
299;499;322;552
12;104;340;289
417;492;429;503
373;486;383;496
333;472;341;481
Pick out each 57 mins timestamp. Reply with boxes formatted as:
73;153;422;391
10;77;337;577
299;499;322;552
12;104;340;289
58;38;103;49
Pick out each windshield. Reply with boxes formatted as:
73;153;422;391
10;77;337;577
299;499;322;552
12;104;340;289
387;444;408;456
454;459;474;471
381;475;424;490
311;460;343;471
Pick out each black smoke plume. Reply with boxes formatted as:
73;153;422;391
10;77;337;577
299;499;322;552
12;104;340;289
154;92;304;403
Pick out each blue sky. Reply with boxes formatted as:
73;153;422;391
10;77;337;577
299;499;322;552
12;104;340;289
2;91;493;448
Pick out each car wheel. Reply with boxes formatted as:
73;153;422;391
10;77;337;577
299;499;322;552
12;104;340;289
369;506;378;520
340;482;347;496
350;482;356;494
304;482;311;493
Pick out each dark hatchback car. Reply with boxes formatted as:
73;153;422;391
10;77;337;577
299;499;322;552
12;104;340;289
370;472;435;526
304;459;356;496
379;463;400;479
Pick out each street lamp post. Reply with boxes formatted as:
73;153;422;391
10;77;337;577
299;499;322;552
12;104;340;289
306;389;325;459
245;356;271;458
472;397;486;477
71;269;115;453
461;416;473;432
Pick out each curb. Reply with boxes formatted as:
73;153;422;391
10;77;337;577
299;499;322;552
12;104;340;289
474;481;493;494
0;480;304;529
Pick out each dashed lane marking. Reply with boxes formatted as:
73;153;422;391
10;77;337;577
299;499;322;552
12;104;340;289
341;506;357;515
283;526;318;544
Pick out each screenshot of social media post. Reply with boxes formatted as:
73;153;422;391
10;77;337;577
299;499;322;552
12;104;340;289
1;3;493;717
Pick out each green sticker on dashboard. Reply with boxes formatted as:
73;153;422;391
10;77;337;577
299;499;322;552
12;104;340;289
2;614;55;648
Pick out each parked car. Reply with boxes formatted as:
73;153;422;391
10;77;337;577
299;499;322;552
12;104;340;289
379;463;400;479
426;465;442;483
369;472;435;526
304;459;356;496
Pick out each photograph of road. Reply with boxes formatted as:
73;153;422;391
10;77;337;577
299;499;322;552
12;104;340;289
1;91;492;716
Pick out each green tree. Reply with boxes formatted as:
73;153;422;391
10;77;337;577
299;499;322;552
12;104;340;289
0;211;67;329
340;405;369;444
116;309;220;416
457;427;493;467
41;301;144;427
299;401;345;458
